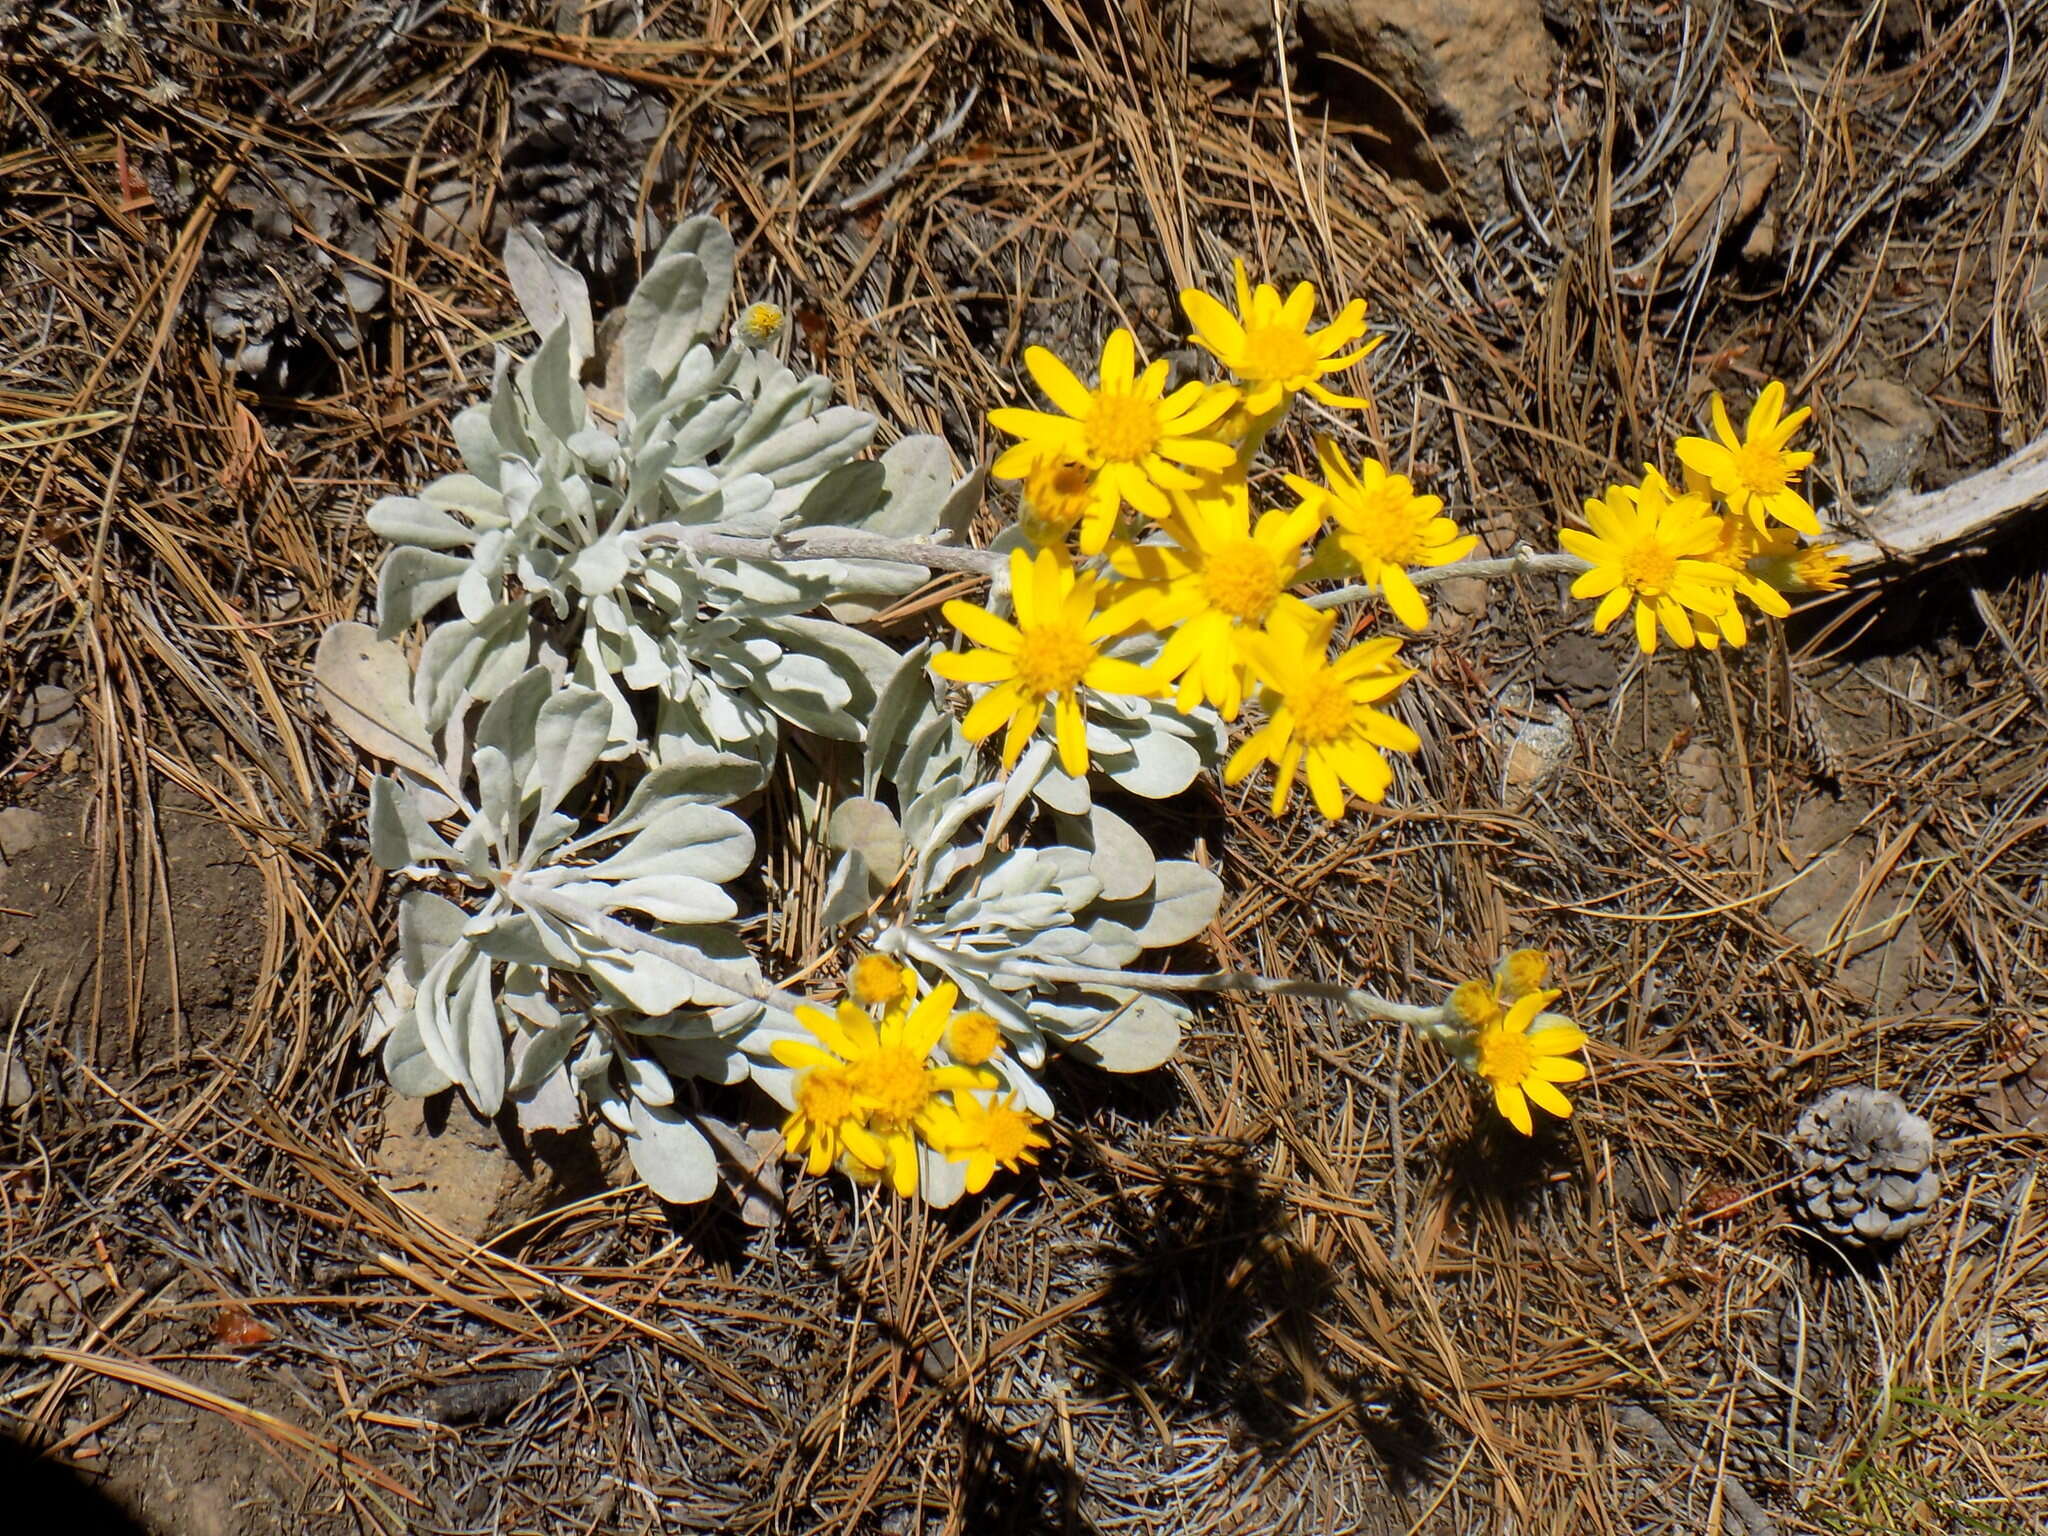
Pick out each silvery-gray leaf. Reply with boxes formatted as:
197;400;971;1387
526;323;589;444
596;1083;635;1133
472;666;553;783
369;774;454;870
641;215;734;358
580;801;753;884
619;246;710;385
415;944;473;1101
1072;917;1144;971
818;849;875;931
1079;804;1155;901
421;472;509;523
1038;988;1185;1072
984;739;1053;849
452;404;503;486
1095;715;1203;799
828;797;903;876
364;964;408;1050
935;464;986;542
647;1032;750;1085
503;222;594;362
578;922;759;1012
618;1046;675;1107
511;1062;582;1132
398;889;469;984
413;606;533;732
465;907;577;968
745;1057;799;1112
313;622;445;785
626;1098;719;1203
383;1006;456;1096
532;687;612;820
471;745;522;852
750;647;858;738
1030;761;1091;815
861;435;954;538
919;1142;970;1211
566;536;630;597
894;710;970;806
1093;860;1223;947
367;494;477;549
915;779;1005;866
782;460;885;531
863;642;937;799
555;872;737;925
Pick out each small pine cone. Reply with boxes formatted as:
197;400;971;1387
1790;1086;1938;1249
500;65;675;291
197;158;386;390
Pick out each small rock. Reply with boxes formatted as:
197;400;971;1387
1;1052;31;1110
0;807;45;861
1836;377;1937;500
1184;0;1269;72
1299;0;1556;203
1494;686;1573;805
22;686;82;757
1660;91;1784;269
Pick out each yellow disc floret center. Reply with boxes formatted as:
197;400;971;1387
1083;392;1161;463
849;954;908;1009
948;1011;1002;1066
851;1046;931;1128
1734;442;1788;495
1341;495;1423;565
1200;538;1284;623
1289;669;1356;746
1475;1029;1534;1090
1620;539;1677;594
979;1103;1038;1162
1012;620;1095;698
796;1066;857;1126
1237;323;1316;386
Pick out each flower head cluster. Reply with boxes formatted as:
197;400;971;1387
1558;383;1845;653
773;971;1047;1196
955;262;1465;817
1439;950;1588;1135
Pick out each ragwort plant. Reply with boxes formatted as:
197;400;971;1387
317;221;1846;1207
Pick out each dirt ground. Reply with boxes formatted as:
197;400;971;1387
5;2;2048;1533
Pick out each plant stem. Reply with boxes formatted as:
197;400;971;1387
1304;550;1589;611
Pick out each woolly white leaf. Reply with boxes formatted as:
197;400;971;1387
1097;860;1223;947
367;495;476;549
503;223;594;361
1044;988;1185;1072
627;1098;719;1203
376;546;470;637
828;797;903;877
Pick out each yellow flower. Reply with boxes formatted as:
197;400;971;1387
1226;605;1419;819
848;953;915;1012
932;547;1163;777
735;302;785;345
1472;988;1588;1135
947;1010;1004;1067
1018;451;1123;555
1747;529;1849;595
1558;474;1739;654
1109;477;1321;721
1446;948;1554;1031
989;330;1239;520
1673;381;1818;535
1285;439;1477;630
1180;260;1379;416
771;984;995;1196
1663;469;1790;650
930;1092;1050;1194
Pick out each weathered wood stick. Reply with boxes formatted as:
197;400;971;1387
1826;430;2048;570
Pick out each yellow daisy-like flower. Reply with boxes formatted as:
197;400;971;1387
1446;948;1553;1031
930;1092;1050;1194
1017;451;1123;554
1472;988;1588;1135
1558;475;1739;654
1747;529;1849;595
989;329;1239;521
946;1010;1004;1067
771;984;996;1196
848;953;915;1012
1226;605;1420;819
931;547;1163;777
1659;469;1790;651
1285;439;1478;631
1109;477;1321;721
1673;381;1819;535
1180;260;1380;417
